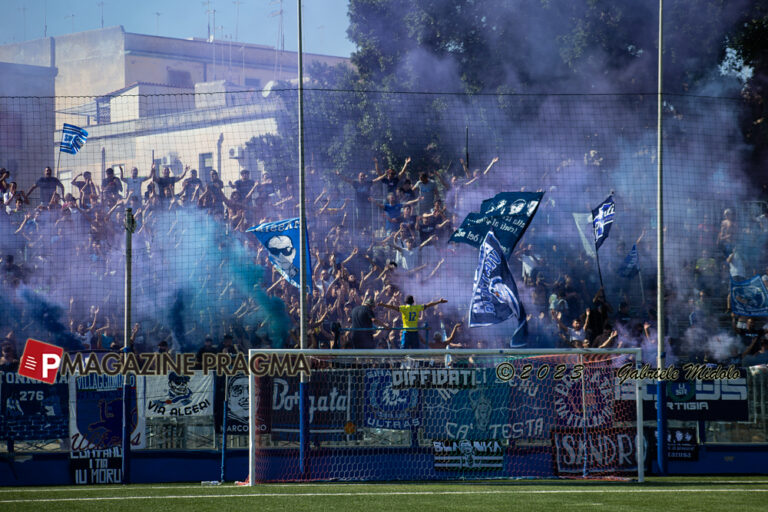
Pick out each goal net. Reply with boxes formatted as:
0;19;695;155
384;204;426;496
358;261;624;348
248;348;644;482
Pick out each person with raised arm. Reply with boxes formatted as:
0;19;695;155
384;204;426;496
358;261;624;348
378;295;448;349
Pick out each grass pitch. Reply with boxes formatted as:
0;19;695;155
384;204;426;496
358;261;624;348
1;477;767;512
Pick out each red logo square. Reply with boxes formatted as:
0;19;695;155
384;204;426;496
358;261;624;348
18;339;64;384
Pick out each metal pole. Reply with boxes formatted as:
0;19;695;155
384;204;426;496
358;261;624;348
122;207;136;484
221;374;228;483
465;126;469;172
297;0;310;478
656;0;667;476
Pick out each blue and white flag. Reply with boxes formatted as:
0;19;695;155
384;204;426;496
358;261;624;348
617;244;639;278
60;124;89;155
247;218;312;292
592;195;615;250
469;231;526;334
730;276;768;317
450;191;543;257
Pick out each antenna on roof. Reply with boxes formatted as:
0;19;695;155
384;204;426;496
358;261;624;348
153;12;163;36
270;0;284;81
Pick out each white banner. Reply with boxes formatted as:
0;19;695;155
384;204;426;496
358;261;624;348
143;371;213;418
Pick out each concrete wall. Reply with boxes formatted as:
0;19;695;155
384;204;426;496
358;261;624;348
0;62;56;190
110;84;195;123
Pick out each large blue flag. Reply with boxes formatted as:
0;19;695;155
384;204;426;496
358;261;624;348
617;244;639;278
60;124;89;155
730;276;768;317
469;231;526;339
247;218;312;292
450;191;543;257
592;195;615;250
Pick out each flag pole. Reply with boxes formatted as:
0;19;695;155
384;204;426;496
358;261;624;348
55;129;63;178
595;245;605;289
465;126;469;171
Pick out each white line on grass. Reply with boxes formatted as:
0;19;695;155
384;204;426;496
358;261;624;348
1;488;768;503
1;479;767;493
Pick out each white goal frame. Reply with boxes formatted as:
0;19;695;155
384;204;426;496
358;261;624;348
248;348;644;483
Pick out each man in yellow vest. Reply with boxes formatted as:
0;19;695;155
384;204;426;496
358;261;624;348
378;295;447;349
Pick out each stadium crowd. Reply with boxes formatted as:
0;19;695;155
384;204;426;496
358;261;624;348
0;158;767;372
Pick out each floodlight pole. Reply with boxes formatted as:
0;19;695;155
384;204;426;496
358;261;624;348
122;208;136;484
656;0;668;475
297;0;310;477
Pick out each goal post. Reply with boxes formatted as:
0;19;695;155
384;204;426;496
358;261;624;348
248;348;644;483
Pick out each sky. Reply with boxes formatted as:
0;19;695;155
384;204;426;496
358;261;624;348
0;0;356;57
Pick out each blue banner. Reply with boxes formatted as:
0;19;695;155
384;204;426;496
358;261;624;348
469;231;526;334
731;276;768;317
422;368;510;440
0;372;68;441
70;374;145;450
363;369;421;430
592;195;615;250
247;218;312;291
450;192;543;257
617;244;639;278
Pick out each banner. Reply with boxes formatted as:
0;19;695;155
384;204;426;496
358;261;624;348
592;195;615;250
363;369;420;429
247;218;312;291
616;370;748;421
552;427;639;476
225;374;251;434
450;192;542;257
433;439;504;471
0;372;68;441
268;372;353;438
144;372;213;418
422;368;511;441
71;446;123;485
730;276;768;317
469;231;526;333
69;373;145;451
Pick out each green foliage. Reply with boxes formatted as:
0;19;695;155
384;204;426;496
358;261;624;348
305;0;768;181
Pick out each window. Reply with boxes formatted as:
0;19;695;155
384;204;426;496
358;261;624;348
199;153;214;183
167;69;193;88
245;77;261;89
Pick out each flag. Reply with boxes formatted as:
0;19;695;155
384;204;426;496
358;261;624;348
617;244;639;278
592;195;615;250
469;231;526;337
247;218;312;292
450;191;543;257
573;213;597;259
59;124;89;155
730;276;768;317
